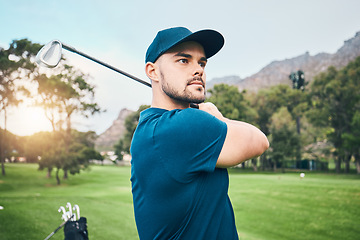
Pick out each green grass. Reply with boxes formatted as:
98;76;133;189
0;164;136;240
229;169;360;240
1;164;359;240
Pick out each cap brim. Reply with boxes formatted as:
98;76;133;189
178;29;225;59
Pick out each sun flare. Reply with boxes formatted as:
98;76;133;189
5;105;52;136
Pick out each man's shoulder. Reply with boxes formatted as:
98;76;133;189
139;107;226;135
140;107;167;119
141;107;211;121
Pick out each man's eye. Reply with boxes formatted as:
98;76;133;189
179;59;188;64
199;62;206;68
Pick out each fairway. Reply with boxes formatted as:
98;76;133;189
228;170;360;240
0;164;359;240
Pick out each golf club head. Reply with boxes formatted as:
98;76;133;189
35;40;63;68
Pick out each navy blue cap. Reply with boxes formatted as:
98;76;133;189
145;27;224;63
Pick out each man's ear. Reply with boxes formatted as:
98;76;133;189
145;62;159;83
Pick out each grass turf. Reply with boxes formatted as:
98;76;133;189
0;164;359;239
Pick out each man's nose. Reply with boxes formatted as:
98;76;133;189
193;63;204;76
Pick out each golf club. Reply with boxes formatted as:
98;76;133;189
44;214;74;240
58;206;67;221
36;40;199;109
35;39;151;88
66;202;73;221
73;204;80;220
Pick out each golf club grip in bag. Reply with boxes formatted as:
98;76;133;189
64;217;89;240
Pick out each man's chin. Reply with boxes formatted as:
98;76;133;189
189;98;205;104
163;87;205;104
185;92;205;104
188;89;206;103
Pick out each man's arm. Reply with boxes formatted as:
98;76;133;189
198;102;269;168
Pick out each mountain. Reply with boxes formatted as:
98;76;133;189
208;31;360;92
95;108;134;152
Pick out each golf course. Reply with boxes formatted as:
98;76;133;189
0;163;359;240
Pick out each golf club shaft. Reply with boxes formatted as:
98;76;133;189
62;43;152;88
43;214;75;240
43;220;66;240
58;42;200;108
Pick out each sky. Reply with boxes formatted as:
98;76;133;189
1;0;360;136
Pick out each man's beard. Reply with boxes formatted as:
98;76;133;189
160;72;206;104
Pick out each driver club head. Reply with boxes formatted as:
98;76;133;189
35;40;63;68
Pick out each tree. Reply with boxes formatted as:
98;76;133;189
269;107;301;172
250;85;291;170
342;111;360;174
38;131;65;182
22;131;54;163
0;39;41;175
250;84;310;170
38;130;102;185
308;57;360;173
0;128;22;162
34;61;103;181
207;84;254;121
35;64;101;132
65;130;103;175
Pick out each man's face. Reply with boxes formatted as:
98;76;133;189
155;41;207;104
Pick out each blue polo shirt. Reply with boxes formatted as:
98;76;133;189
130;108;238;240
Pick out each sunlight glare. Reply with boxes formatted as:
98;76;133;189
5;105;52;136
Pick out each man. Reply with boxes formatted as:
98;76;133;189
130;27;269;240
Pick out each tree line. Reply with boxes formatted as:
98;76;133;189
0;39;103;184
1;39;359;179
115;56;360;174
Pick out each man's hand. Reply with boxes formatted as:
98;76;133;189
198;102;225;121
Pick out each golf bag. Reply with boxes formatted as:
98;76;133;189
64;217;89;240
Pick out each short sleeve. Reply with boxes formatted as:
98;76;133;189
153;108;227;183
